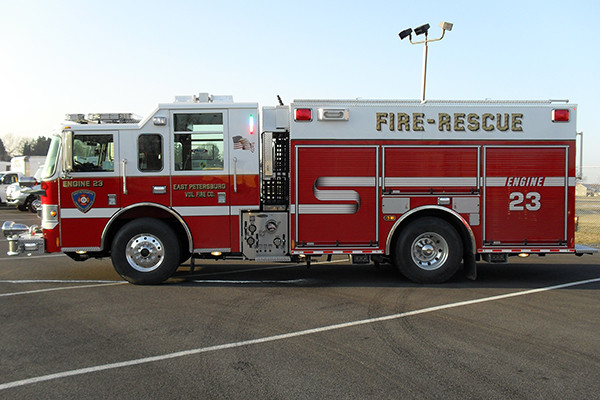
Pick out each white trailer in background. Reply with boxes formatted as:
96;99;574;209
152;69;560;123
10;156;46;176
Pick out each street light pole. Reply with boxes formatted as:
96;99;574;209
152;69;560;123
399;22;453;103
420;32;428;103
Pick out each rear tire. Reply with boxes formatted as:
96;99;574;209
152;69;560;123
394;217;462;284
111;218;181;284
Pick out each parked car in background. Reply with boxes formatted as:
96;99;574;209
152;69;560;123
0;172;21;204
6;168;42;213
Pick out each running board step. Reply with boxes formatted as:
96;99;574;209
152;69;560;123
255;256;291;262
575;244;599;254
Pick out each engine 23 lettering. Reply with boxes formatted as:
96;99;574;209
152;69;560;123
62;180;104;188
376;112;524;132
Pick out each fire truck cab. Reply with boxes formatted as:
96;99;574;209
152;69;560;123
2;93;592;284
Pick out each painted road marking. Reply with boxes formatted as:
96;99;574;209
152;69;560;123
1;276;599;390
185;258;348;278
191;279;313;284
0;259;346;296
0;281;127;297
0;254;66;261
0;280;120;284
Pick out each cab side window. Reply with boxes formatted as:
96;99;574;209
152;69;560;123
138;134;163;172
173;113;224;171
1;174;15;184
72;134;114;172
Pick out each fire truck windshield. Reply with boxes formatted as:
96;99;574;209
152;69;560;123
42;135;61;179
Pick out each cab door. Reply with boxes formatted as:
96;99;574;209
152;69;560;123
120;129;171;208
59;131;120;250
170;110;231;252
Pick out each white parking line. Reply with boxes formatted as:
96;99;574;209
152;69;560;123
191;279;312;284
0;281;127;297
0;280;121;284
1;276;598;391
0;259;344;296
187;258;348;278
0;254;66;261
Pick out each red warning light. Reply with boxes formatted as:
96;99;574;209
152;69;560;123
552;109;570;122
248;114;255;134
294;108;312;121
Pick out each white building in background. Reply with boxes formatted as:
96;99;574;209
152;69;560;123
10;156;46;176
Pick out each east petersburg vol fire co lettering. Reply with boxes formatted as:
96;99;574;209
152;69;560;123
173;183;227;199
375;112;524;132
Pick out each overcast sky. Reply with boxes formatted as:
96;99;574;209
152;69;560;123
1;0;599;167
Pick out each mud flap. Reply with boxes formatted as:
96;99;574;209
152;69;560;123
464;252;477;281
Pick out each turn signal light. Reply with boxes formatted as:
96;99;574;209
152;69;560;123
552;109;570;122
294;108;312;121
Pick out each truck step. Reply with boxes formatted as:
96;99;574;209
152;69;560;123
255;256;291;263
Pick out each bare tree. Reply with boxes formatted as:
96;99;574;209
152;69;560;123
0;138;8;161
1;133;26;157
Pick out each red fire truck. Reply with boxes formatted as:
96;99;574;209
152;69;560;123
2;94;593;284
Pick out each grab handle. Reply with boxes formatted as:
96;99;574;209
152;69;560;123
233;157;238;193
122;159;128;195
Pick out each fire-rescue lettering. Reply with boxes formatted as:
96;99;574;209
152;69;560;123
375;112;524;132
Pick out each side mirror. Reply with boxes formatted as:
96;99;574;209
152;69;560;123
18;176;38;188
62;131;73;174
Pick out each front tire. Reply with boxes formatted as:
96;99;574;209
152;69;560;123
28;196;41;213
395;217;462;284
111;218;181;284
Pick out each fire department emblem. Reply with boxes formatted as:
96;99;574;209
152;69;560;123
72;190;96;213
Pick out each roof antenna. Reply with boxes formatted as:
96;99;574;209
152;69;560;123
277;95;284;106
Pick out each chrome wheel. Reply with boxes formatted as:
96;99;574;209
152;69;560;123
410;232;449;271
111;218;181;284
125;234;165;272
395;217;462;283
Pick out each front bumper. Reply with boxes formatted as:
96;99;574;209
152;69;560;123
6;197;25;207
2;221;45;256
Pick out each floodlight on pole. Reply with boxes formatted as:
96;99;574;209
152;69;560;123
414;24;430;36
398;21;453;102
398;28;412;40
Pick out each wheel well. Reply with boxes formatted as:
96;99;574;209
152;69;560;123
100;205;191;256
387;207;475;261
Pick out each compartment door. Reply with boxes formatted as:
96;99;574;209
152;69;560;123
295;145;379;248
484;146;568;245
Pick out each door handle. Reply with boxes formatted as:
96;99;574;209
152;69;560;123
121;159;128;195
233;157;238;193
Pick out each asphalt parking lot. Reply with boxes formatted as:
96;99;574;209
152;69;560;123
0;206;599;399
